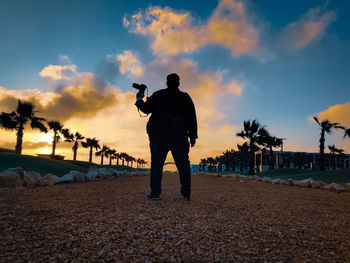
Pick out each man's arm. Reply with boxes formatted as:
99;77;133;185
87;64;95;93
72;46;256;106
187;94;198;146
135;94;154;114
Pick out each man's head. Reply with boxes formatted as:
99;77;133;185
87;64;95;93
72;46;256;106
166;73;180;90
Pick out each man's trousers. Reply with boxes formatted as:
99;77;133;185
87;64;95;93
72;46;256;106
149;134;191;197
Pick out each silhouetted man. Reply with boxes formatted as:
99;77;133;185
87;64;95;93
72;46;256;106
135;73;198;201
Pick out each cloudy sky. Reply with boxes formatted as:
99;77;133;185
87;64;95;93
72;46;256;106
0;0;349;166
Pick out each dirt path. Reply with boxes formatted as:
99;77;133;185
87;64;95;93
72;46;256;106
1;174;350;262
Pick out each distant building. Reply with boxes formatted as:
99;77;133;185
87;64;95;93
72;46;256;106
197;150;350;173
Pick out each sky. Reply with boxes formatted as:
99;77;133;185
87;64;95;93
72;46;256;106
0;0;350;167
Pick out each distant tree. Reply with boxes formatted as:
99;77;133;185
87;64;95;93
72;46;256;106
236;120;269;175
0;100;47;154
237;142;249;172
71;132;85;161
328;145;344;170
48;121;64;157
114;152;121;166
199;158;207;171
263;135;283;170
313;117;344;171
130;156;136;168
119;152;128;166
95;145;110;166
106;148;116;165
82;138;101;163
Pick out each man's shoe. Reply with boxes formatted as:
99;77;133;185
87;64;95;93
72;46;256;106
147;193;160;200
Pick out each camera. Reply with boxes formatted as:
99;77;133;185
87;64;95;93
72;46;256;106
132;83;147;98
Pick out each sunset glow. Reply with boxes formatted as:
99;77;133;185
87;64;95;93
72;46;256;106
0;0;349;166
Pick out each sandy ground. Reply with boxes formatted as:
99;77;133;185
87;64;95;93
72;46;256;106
1;174;350;263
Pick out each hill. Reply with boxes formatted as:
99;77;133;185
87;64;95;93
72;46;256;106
0;153;144;177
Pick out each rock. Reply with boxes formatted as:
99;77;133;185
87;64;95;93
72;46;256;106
294;179;312;188
0;167;25;187
345;183;350;192
287;179;294;186
96;168;114;179
324;183;345;192
263;177;272;183
271;179;280;184
84;171;97;181
41;173;60;186
60;171;86;183
89;166;98;172
279;179;288;185
245;176;254;180
311;180;326;189
24;171;42;187
233;174;240;179
59;173;73;183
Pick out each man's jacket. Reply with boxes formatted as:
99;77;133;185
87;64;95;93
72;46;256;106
135;87;198;139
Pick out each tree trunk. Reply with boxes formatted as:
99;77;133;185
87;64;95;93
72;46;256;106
101;155;104;166
122;159;124;166
117;158;119;165
248;141;255;175
109;157;112;166
319;130;325;171
52;132;57;156
15;123;24;155
73;142;78;161
89;147;93;163
269;146;274;170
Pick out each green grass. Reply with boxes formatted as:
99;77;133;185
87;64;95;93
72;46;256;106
0;153;145;177
258;168;350;184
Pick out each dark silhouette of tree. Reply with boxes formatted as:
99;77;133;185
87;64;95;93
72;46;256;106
199;158;207;171
82;138;101;163
115;152;121;165
119;152;128;166
0;100;47;154
328;145;344;170
95;145;110;165
47;121;64;157
313;117;343;171
106;148;116;165
263;135;283;170
237;142;249;172
130;156;136;168
62;130;85;161
236;120;269;175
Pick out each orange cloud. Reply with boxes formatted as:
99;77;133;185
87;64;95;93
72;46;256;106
317;103;350;126
124;0;258;56
116;51;144;77
283;6;336;49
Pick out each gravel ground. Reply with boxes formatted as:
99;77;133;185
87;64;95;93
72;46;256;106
1;174;350;263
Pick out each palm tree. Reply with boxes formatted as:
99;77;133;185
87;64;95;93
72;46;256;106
237;142;249;172
140;159;147;168
313;117;344;171
114;152;121;166
263;135;283;170
199;158;207;171
0;100;47;154
70;132;85;161
95;145;110;165
130;156;136;168
107;149;116;165
48;121;64;157
119;152;128;166
236;120;270;175
82;138;101;163
328;145;344;170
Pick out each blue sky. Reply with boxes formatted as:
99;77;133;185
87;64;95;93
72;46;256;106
0;0;350;161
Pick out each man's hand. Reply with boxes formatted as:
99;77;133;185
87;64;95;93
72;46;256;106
190;137;196;147
136;91;144;99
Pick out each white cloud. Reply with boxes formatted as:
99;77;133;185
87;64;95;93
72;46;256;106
39;64;77;80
